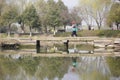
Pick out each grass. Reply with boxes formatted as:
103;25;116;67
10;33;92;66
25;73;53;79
0;33;7;38
55;30;120;37
79;30;100;37
0;30;120;38
76;44;94;50
55;30;101;37
98;30;120;37
55;44;94;51
20;45;36;49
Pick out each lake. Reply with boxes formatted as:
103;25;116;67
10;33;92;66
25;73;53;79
0;44;120;80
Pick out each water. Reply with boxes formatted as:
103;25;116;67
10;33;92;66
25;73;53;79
62;66;80;80
0;43;120;80
0;52;120;80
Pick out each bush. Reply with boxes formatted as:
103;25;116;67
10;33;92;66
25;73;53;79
98;30;120;37
55;32;71;37
55;30;83;37
55;30;120;37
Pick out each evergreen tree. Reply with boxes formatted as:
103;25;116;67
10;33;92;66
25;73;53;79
1;5;18;36
23;4;40;36
46;0;61;31
56;0;70;30
107;3;120;30
35;0;48;33
0;0;6;16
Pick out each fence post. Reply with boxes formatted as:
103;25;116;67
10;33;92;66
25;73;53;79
36;40;40;53
64;40;69;53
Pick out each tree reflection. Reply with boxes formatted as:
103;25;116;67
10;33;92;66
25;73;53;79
107;57;120;77
35;57;71;80
0;55;19;80
0;55;119;80
18;57;39;76
0;56;71;80
76;56;110;80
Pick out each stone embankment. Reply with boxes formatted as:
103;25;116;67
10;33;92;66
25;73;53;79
0;39;20;49
0;37;120;48
18;37;120;48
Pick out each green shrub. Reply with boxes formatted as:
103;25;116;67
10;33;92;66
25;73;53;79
98;30;120;37
79;30;100;37
55;31;82;37
55;32;72;37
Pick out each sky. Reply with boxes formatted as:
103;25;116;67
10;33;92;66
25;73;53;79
62;0;79;9
55;0;79;9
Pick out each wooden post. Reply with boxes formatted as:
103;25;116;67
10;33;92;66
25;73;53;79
36;40;40;53
64;40;69;53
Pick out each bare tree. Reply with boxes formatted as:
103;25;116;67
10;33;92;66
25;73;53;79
91;0;111;29
70;7;82;26
78;6;93;30
0;0;6;16
78;0;111;30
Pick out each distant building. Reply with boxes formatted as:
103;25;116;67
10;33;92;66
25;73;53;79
66;25;73;32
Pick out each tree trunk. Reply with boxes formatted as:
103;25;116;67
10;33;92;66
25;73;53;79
116;23;119;30
96;20;101;30
29;26;32;37
87;24;91;30
88;25;91;30
0;10;1;16
45;25;47;33
53;26;56;36
21;22;25;33
8;24;11;37
118;24;120;30
98;26;101;30
64;25;66;32
54;26;56;31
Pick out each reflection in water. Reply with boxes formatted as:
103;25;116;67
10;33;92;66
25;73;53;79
62;66;80;80
78;56;110;80
43;77;48;80
107;57;120;80
0;55;120;80
80;57;110;74
54;77;59;80
72;57;78;67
